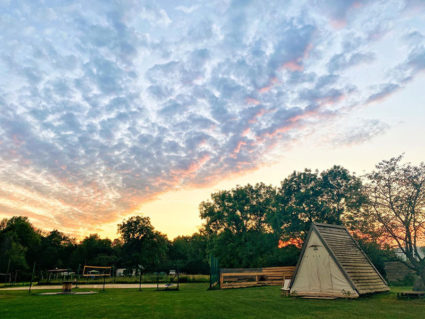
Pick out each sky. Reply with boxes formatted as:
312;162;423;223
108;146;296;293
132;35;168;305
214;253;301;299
0;0;425;240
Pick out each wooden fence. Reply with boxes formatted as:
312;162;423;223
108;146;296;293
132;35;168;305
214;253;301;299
220;266;295;289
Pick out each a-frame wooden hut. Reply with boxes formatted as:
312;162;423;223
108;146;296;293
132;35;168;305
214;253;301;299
289;223;389;298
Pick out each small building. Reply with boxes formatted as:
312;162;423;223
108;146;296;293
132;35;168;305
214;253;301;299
289;223;389;298
393;247;425;261
116;268;126;277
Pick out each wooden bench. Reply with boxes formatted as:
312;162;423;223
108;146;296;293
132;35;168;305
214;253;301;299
397;291;425;299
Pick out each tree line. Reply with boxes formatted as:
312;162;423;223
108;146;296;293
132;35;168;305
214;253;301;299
0;216;209;280
1;155;424;284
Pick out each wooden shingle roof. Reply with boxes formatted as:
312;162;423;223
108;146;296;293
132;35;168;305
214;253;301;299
313;223;389;294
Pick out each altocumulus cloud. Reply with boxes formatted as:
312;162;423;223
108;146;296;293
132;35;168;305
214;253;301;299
0;0;424;235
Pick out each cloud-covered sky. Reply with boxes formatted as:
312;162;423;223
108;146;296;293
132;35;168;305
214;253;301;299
1;0;425;238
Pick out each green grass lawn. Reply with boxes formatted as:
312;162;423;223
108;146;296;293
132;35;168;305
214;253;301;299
0;284;424;319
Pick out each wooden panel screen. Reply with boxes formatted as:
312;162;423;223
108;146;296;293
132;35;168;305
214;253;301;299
220;266;295;289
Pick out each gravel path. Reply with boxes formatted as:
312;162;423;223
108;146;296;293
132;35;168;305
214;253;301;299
0;283;168;290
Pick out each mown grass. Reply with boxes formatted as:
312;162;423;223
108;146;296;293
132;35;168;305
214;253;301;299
0;284;423;319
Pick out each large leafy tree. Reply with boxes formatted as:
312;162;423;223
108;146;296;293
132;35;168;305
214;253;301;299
0;231;28;272
199;183;281;267
0;217;41;273
321;165;365;219
71;234;116;267
38;230;75;270
274;166;365;240
359;156;425;285
273;169;323;239
118;216;169;271
200;183;276;235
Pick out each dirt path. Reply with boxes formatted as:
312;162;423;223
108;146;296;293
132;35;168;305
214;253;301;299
0;283;168;290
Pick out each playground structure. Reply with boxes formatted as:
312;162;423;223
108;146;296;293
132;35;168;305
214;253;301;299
82;265;112;291
219;266;296;289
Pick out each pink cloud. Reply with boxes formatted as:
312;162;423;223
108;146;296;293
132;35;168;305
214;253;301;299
288;110;316;123
330;19;347;29
230;141;247;158
166;154;212;183
246;97;260;105
259;86;272;93
242;127;251;136
258;77;278;93
315;93;346;107
282;61;304;72
248;108;267;124
352;1;363;9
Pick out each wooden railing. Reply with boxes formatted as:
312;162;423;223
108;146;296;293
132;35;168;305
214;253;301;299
220;266;295;289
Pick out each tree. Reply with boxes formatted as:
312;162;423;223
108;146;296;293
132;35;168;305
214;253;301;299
200;183;276;235
0;217;41;274
199;183;282;267
37;230;75;270
0;231;27;272
362;156;425;285
0;218;7;231
2;217;41;251
274;169;324;239
118;216;168;271
321;165;366;220
168;233;209;274
73;234;116;267
275;166;365;240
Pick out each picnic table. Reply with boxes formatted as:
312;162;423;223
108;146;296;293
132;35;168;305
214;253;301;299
62;281;73;293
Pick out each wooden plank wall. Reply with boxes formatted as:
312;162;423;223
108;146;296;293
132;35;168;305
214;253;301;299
220;266;295;289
